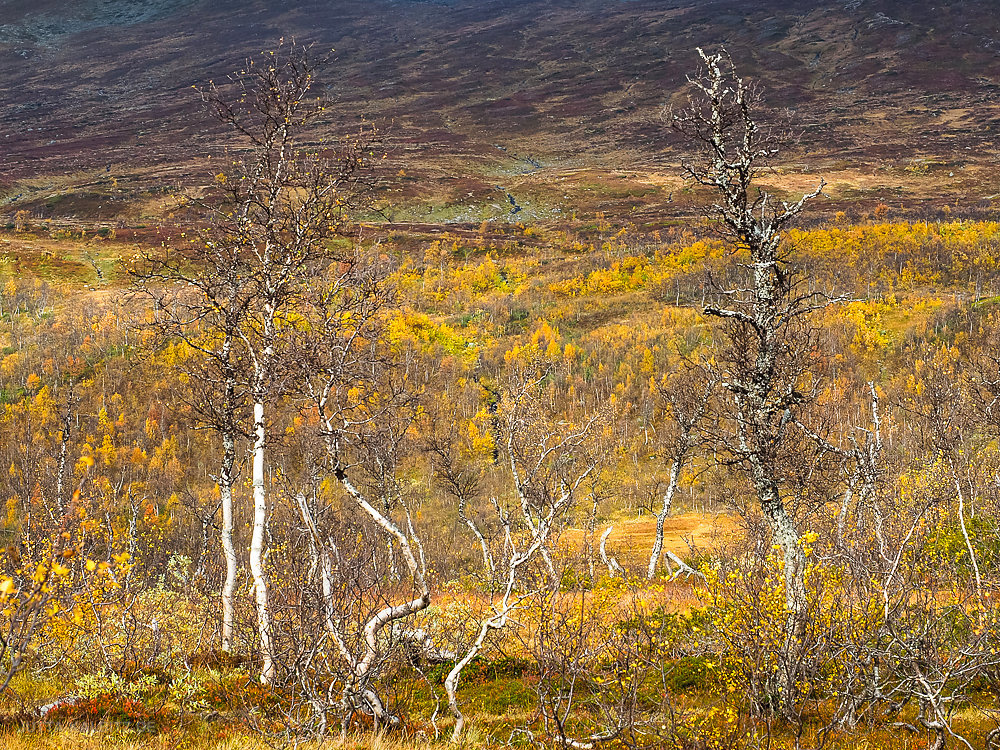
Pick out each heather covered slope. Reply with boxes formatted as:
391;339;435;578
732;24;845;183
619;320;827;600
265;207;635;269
4;0;1000;222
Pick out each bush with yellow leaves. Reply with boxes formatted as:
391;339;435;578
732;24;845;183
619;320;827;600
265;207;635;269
697;544;855;725
40;551;216;682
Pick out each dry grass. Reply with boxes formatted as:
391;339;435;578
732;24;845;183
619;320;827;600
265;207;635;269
563;511;735;567
5;712;995;749
0;727;475;750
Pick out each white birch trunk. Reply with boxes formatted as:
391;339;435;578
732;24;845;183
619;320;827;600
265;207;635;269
953;469;983;609
459;496;492;576
295;493;340;638
445;481;561;742
445;567;519;743
599;525;625;578
647;458;681;579
249;397;274;684
55;414;70;518
333;466;431;723
220;427;237;654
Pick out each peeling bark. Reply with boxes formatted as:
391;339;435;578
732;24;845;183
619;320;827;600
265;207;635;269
672;47;828;716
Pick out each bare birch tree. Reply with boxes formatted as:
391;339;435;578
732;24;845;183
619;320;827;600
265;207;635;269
268;251;434;730
184;41;374;682
128;200;251;655
441;492;562;744
671;47;826;713
490;358;611;590
647;365;714;580
834;382;888;559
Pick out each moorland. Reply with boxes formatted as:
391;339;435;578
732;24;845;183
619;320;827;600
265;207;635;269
2;2;1000;749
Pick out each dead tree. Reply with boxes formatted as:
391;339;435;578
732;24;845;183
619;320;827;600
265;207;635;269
671;47;826;714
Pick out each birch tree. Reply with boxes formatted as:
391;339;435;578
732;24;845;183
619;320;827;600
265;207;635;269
128;195;251;656
495;358;610;589
273;251;433;730
671;47;826;713
196;41;374;683
647;365;714;580
834;382;888;559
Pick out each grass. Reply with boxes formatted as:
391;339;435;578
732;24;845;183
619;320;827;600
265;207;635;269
0;233;132;286
4;680;995;749
562;511;735;569
0;727;454;750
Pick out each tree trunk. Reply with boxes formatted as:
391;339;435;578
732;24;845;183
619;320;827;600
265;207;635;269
600;526;625;578
755;470;806;714
55;406;71;518
249;397;274;684
647;458;681;579
333;466;431;724
220;426;237;654
459;495;491;576
953;467;983;610
446;571;519;743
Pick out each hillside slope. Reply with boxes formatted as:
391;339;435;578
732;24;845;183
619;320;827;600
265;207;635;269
2;0;1000;218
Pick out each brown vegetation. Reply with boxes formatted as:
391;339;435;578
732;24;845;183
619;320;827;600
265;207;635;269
3;24;1000;750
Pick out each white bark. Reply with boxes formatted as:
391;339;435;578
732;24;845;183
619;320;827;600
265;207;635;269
459;495;492;576
678;48;825;715
445;482;563;742
837;382;888;559
647;459;681;579
953;469;983;609
332;465;431;724
599;526;626;578
835;472;855;551
752;466;805;619
55;405;71;518
663;549;705;581
508;443;559;585
445;564;524;743
295;493;356;673
249;397;274;684
397;627;458;663
220;428;237;653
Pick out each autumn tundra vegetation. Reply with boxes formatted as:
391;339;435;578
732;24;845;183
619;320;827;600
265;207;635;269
2;40;1000;750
